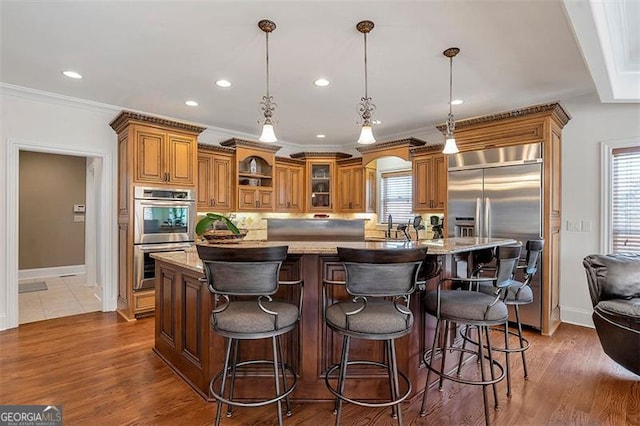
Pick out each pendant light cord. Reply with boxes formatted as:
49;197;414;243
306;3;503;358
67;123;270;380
449;56;453;115
265;31;270;98
363;32;368;99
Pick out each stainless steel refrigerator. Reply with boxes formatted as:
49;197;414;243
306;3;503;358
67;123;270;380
447;143;543;329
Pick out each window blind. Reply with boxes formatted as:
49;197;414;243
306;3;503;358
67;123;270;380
612;146;640;253
380;171;413;224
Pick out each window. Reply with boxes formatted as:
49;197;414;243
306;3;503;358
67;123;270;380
380;170;413;224
611;146;640;253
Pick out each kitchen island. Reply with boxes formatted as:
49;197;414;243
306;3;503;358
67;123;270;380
152;237;515;402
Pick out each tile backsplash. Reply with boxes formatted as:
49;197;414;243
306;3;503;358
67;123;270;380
197;211;444;241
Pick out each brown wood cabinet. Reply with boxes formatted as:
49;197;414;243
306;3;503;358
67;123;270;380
197;145;234;212
290;152;352;212
110;111;205;320
436;102;570;336
336;158;365;212
133;125;198;186
221;139;280;212
274;157;305;212
411;146;447;212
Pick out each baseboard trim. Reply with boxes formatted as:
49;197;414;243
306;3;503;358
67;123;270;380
561;306;595;328
0;313;6;331
19;265;86;281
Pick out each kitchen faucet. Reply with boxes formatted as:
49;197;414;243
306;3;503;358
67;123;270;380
397;223;411;241
412;215;426;241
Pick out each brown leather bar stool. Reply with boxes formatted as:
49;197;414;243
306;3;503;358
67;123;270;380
420;243;521;426
323;246;427;426
197;245;303;426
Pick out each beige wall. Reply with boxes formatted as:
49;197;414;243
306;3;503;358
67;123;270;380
19;151;86;269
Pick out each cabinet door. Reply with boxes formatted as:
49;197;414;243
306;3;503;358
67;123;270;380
432;154;447;210
413;156;431;211
338;166;364;212
212;155;233;210
309;162;333;212
337;167;352;211
238;187;258;210
365;165;377;213
167;133;195;185
275;165;289;211
258;188;274;210
288;165;304;212
135;128;165;184
197;153;214;210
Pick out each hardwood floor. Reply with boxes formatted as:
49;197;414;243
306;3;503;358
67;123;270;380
0;312;637;425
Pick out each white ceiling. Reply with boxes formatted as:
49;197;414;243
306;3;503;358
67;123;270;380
0;0;633;150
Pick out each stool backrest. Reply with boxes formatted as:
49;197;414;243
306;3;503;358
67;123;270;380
495;243;522;287
197;245;288;296
337;247;427;297
523;239;544;277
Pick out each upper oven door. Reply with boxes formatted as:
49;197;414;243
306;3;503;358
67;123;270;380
134;199;195;244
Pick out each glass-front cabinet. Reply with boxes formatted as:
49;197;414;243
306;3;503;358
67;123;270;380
310;162;332;210
291;152;352;213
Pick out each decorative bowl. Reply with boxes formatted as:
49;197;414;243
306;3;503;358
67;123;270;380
201;229;249;244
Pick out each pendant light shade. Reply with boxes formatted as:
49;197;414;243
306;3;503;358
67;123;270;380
356;20;376;145
442;47;460;154
258;19;277;143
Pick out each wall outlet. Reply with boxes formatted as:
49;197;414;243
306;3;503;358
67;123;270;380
566;221;581;232
74;214;85;223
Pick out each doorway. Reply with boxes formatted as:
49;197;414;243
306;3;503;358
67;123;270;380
5;139;116;330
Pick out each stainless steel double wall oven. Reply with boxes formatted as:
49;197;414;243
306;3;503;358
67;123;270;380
133;187;196;291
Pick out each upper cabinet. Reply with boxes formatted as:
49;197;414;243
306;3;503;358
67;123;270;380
197;145;235;212
110;113;203;187
291;152;352;212
411;146;447;212
221;139;281;212
337;158;364;212
274;157;305;212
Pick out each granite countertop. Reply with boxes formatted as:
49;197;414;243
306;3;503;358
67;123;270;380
151;237;516;273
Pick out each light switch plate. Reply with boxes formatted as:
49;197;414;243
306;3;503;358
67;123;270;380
74;214;85;223
566;221;581;232
581;220;592;232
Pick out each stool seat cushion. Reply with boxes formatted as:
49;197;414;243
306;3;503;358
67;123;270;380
425;290;508;322
326;300;413;335
212;300;299;335
478;282;534;304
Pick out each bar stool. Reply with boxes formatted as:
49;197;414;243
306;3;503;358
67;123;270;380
197;245;303;426
476;239;544;395
420;244;521;426
323;246;427;426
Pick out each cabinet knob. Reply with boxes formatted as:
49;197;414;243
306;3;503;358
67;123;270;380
287;201;291;208
211;198;215;206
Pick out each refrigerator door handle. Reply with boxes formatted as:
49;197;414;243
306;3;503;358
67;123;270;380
475;197;482;238
484;197;491;238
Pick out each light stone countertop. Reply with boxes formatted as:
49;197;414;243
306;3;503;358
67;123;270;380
151;237;516;273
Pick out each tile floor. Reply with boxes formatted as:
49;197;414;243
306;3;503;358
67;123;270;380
18;274;102;324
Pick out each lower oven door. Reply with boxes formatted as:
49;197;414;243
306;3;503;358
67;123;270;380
133;242;193;291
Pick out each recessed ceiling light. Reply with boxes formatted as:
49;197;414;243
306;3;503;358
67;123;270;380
314;78;330;87
316;134;326;138
185;100;198;107
215;80;232;88
372;119;382;125
62;70;82;79
451;99;464;105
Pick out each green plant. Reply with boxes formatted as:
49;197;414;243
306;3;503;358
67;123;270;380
195;213;240;236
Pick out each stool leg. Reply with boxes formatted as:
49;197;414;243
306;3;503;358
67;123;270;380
216;337;233;426
484;325;500;409
438;320;449;391
456;325;468;376
277;335;292;416
420;317;442;416
334;335;351;425
388;338;404;426
514;304;529;379
477;326;491;426
226;339;239;417
503;319;512;397
271;336;284;426
386;340;398;419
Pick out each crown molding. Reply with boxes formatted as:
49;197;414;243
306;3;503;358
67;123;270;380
109;111;206;134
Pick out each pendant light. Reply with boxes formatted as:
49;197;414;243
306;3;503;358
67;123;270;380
442;47;460;154
258;19;277;143
356;20;376;145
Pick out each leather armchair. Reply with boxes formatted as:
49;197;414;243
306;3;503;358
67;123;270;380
583;253;640;376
